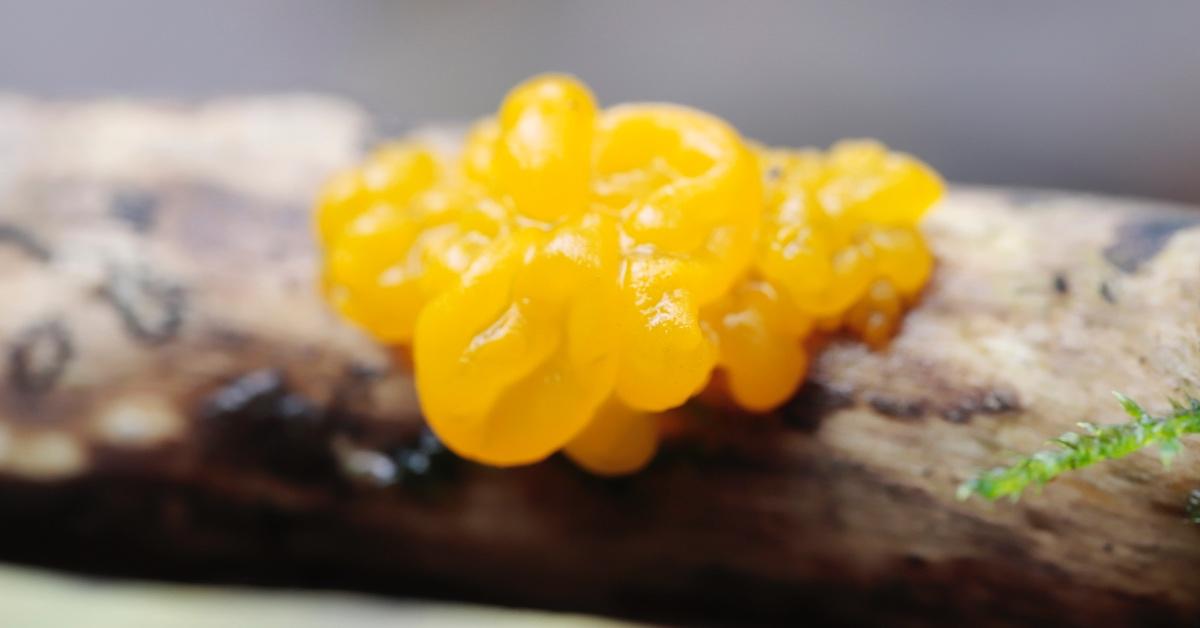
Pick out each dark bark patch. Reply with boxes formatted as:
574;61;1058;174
198;368;335;482
1103;215;1200;273
339;428;459;491
781;380;855;432
199;369;293;423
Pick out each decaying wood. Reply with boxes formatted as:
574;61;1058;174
0;95;1197;627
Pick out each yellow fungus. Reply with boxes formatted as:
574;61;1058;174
318;74;943;474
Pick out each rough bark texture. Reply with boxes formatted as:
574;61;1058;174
0;95;1197;627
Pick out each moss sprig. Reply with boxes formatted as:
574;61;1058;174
958;393;1200;501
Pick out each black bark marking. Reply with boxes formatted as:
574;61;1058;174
1052;272;1069;295
339;428;458;490
102;266;186;345
0;223;52;262
867;394;927;420
939;389;1021;424
1103;215;1200;274
110;190;160;233
200;369;296;422
8;320;74;395
198;369;334;482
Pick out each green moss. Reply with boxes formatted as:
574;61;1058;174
958;393;1200;502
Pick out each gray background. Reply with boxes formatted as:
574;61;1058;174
1;0;1198;202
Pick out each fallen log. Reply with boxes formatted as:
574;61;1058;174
0;95;1197;626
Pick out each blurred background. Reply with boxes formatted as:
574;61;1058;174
1;0;1198;203
0;3;1197;625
